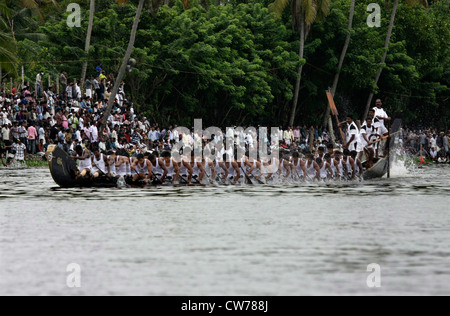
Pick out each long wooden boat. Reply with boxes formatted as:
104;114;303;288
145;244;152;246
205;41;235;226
47;119;402;188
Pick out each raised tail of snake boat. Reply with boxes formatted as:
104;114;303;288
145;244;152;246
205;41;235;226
47;145;119;188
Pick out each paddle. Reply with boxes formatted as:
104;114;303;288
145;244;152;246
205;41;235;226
240;166;253;185
178;174;189;185
370;130;401;145
151;171;163;185
326;91;346;145
134;171;150;186
294;168;303;183
179;173;203;186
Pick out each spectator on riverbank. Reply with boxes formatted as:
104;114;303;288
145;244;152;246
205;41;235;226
27;123;38;154
1;68;448;169
12;139;26;163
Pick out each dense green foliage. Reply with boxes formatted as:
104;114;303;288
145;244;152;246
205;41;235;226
1;0;449;129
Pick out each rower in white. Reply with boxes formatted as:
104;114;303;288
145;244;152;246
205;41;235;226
342;149;356;180
72;145;92;178
147;152;168;184
130;153;152;183
161;151;180;184
291;152;307;182
359;116;380;168
350;150;364;179
219;154;240;185
91;148;110;178
305;153;320;181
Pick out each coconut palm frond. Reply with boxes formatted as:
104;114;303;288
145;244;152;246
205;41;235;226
316;0;331;21
269;0;292;19
0;30;17;74
302;0;317;26
0;0;12;19
17;32;46;42
406;0;428;8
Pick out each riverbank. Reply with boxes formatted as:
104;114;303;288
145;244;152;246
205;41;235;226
25;155;48;167
1;154;48;168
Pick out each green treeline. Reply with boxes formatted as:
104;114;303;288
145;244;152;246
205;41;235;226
1;0;449;128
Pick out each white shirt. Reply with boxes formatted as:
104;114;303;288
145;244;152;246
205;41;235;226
360;124;377;145
373;107;388;126
430;137;437;149
173;129;179;143
90;125;98;142
430;149;437;159
346;121;359;149
75;130;82;142
36;73;42;85
2;126;10;141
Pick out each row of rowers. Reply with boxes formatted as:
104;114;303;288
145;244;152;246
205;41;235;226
72;145;364;185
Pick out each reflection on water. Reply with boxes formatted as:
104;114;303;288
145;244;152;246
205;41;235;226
0;164;449;295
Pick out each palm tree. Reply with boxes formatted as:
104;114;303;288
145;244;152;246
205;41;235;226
100;0;145;134
1;0;58;47
80;0;95;91
323;0;356;144
0;1;17;77
0;29;17;82
363;0;429;120
362;0;399;120
270;0;331;126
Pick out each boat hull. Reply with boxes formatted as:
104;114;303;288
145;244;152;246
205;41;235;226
362;119;402;180
362;158;389;180
47;145;119;188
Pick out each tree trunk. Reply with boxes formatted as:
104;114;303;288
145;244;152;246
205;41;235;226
21;65;24;89
363;0;399;120
100;0;145;135
324;0;355;145
80;0;95;92
289;8;305;127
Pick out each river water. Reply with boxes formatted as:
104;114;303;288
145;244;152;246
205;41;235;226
0;162;449;296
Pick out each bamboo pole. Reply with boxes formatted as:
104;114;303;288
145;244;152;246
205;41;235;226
387;120;391;178
56;75;60;96
309;127;314;151
21;65;24;89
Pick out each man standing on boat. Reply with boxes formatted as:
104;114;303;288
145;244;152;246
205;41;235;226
372;99;392;157
373;99;390;137
340;115;360;153
359;117;379;168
